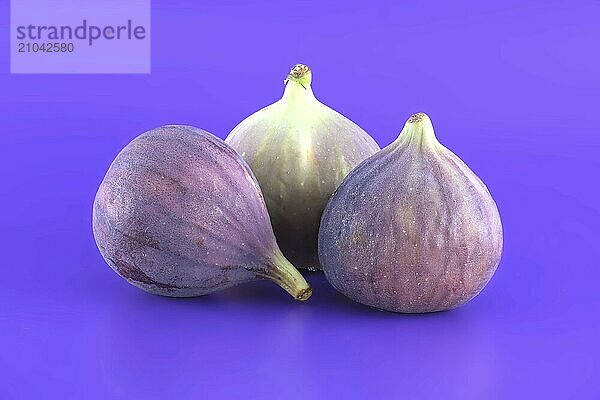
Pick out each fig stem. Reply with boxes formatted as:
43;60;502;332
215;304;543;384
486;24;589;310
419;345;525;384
284;64;312;89
394;112;439;149
262;250;312;301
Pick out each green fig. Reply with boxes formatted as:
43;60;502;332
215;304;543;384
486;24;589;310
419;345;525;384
226;64;380;270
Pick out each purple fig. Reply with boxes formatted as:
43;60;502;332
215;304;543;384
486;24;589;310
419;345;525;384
318;113;503;313
93;125;312;301
226;64;380;270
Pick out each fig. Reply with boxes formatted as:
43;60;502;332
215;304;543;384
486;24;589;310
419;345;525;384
226;64;380;269
318;113;503;313
93;125;312;301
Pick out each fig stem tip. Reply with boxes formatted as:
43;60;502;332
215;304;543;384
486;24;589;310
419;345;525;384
285;64;312;88
295;286;313;301
408;112;428;123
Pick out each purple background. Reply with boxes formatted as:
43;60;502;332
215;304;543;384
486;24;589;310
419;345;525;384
1;1;599;398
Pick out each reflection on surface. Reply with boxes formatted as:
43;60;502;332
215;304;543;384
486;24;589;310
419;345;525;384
90;273;498;398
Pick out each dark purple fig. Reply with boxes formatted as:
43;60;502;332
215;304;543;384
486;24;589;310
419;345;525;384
318;113;503;313
93;125;312;301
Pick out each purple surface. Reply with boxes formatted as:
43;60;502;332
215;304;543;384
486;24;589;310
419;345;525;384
1;0;599;398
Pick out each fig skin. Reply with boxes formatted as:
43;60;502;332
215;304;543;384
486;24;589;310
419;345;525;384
226;64;380;270
93;125;311;300
318;113;503;313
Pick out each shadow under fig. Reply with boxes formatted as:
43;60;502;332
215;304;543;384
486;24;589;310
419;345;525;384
149;271;448;318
